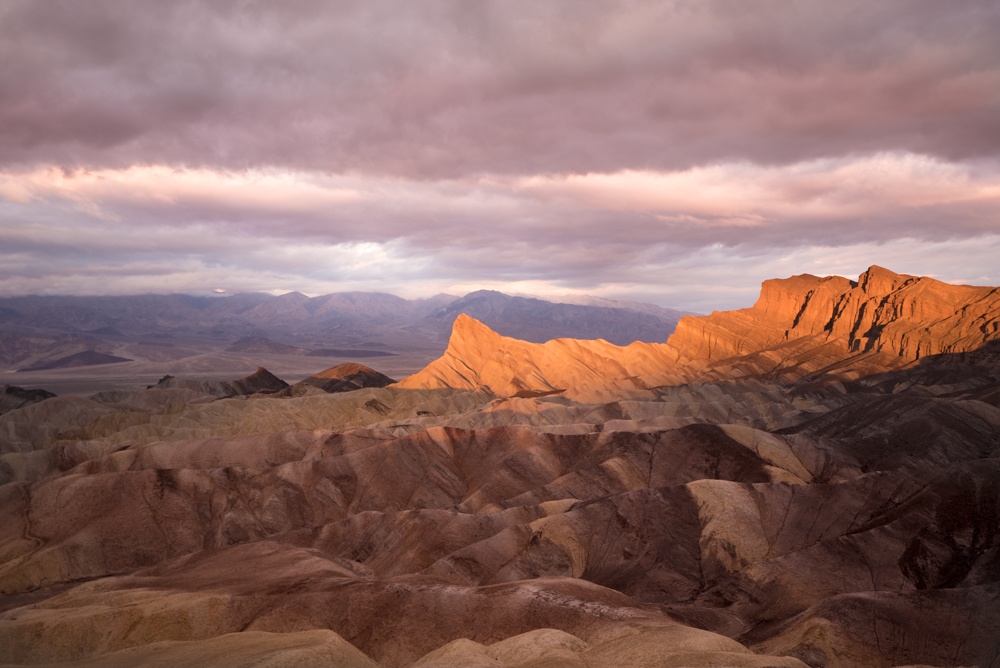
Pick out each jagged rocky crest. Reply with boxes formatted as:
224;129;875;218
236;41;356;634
670;264;1000;368
399;266;1000;400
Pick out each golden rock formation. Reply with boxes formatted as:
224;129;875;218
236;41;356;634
400;266;1000;399
396;314;682;402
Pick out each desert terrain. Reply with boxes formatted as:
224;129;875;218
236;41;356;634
1;266;999;667
0;290;686;397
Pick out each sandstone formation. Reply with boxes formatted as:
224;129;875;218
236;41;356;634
400;266;1000;400
668;264;1000;379
1;267;998;667
397;313;681;402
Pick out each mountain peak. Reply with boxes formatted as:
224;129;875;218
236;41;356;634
858;265;912;294
452;312;496;333
312;362;381;379
449;313;503;350
398;313;681;400
402;267;1000;398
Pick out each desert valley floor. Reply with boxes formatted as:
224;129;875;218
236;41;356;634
1;267;999;667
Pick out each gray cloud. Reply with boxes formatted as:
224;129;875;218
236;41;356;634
2;1;1000;310
2;0;999;175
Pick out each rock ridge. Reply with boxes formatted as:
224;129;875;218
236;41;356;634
399;267;1000;399
670;265;1000;368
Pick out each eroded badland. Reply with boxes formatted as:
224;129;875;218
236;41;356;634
2;266;999;667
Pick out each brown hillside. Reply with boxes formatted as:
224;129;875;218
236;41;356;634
2;267;999;667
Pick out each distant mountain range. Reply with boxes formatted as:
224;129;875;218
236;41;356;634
422;290;684;344
0;290;689;371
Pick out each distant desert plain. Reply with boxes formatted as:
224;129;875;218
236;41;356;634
1;266;999;668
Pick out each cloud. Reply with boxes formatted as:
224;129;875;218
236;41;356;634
2;1;999;175
2;152;999;309
1;1;999;309
3;152;998;248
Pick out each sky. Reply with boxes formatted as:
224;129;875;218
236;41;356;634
1;0;999;312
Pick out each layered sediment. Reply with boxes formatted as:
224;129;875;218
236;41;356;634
400;266;1000;399
2;266;999;667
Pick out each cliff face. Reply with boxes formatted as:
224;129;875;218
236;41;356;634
395;314;682;402
400;267;1000;398
669;265;1000;372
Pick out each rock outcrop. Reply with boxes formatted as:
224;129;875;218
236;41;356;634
395;314;682;402
291;362;395;395
669;265;1000;376
400;266;1000;399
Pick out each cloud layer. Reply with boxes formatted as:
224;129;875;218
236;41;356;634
2;1;999;310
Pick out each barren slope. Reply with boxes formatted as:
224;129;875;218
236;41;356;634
1;267;999;667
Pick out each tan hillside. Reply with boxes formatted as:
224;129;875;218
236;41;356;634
395;314;683;402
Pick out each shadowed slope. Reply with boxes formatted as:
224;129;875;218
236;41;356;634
1;367;997;666
0;385;56;416
290;363;396;395
18;350;133;372
148;366;289;398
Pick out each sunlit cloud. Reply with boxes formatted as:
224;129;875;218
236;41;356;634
2;150;999;310
519;153;1000;223
1;1;999;310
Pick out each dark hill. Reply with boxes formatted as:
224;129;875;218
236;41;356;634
225;336;309;355
307;349;396;358
293;363;396;394
149;367;289;398
18;350;132;371
0;384;56;415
